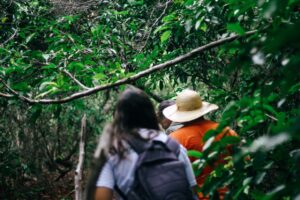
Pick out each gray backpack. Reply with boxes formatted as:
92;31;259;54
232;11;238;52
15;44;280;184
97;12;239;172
115;135;195;200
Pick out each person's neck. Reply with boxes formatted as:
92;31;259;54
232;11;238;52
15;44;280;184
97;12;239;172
183;117;205;126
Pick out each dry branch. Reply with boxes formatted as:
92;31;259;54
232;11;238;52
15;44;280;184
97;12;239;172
0;92;13;98
75;114;87;200
62;69;91;90
1;30;257;104
0;28;18;47
0;78;32;103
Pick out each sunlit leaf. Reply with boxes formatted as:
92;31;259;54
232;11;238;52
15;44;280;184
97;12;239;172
227;23;245;35
160;30;171;43
188;150;203;158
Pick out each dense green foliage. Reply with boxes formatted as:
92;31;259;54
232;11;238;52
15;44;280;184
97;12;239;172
1;0;299;199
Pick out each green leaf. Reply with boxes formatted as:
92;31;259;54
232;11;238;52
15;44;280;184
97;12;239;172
154;25;170;34
113;10;129;15
35;88;58;99
200;23;207;32
42;63;56;70
39;81;58;91
25;33;36;43
262;104;278;116
289;82;300;94
227;23;245;35
91;25;104;36
188;150;203;158
220;136;240;146
184;0;195;6
13;82;29;91
160;30;171;43
203;129;218;142
93;73;107;81
162;14;176;23
289;0;300;5
67;62;84;71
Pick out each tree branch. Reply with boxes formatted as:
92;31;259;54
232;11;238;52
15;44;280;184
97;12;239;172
0;28;18;47
0;78;32;103
62;69;91;90
75;114;87;200
62;58;90;90
1;30;257;104
0;92;13;98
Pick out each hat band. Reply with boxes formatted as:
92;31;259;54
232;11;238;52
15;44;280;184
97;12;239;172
177;104;202;111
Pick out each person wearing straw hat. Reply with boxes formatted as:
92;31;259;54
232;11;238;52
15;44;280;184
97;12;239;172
157;100;183;134
163;89;238;200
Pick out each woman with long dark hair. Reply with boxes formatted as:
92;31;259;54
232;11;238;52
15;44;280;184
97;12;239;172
95;86;197;200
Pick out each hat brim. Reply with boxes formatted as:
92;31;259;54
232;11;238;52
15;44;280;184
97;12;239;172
163;102;219;123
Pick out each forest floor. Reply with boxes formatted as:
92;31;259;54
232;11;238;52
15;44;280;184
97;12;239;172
11;170;75;200
40;171;74;200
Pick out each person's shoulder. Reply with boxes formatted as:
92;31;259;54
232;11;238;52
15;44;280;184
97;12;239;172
169;126;197;143
201;119;219;128
169;127;186;137
176;121;208;132
153;130;168;142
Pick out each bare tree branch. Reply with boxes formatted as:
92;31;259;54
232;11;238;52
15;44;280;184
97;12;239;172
1;30;257;104
62;69;91;90
265;113;278;121
0;28;18;47
0;92;13;98
75;114;87;200
61;58;90;90
0;78;32;103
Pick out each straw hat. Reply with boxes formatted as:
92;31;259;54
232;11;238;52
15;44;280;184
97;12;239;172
163;89;219;123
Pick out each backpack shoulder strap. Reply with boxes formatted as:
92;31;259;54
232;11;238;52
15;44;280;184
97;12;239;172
126;135;151;154
114;184;127;200
165;138;180;156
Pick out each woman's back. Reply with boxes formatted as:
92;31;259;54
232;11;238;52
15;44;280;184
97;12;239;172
95;87;198;200
97;128;197;199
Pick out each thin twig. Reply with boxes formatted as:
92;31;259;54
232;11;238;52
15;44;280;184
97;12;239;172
0;28;18;47
265;113;278;121
0;30;257;104
62;59;90;90
0;92;13;98
139;0;173;51
63;69;91;90
0;78;32;103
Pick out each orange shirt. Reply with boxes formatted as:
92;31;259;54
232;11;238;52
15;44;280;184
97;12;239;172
169;119;238;199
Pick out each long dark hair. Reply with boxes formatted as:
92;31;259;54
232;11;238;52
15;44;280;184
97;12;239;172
107;86;160;157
